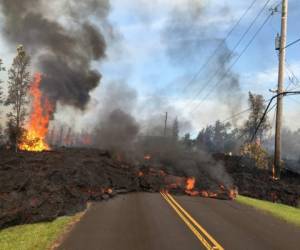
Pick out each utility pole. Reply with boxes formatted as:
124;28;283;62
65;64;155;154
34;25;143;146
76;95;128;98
274;0;288;180
164;112;168;137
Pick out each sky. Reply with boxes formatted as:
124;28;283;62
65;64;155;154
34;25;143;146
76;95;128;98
94;0;300;134
0;0;299;135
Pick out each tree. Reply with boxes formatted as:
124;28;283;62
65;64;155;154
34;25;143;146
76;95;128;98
5;45;31;150
213;120;230;152
0;58;6;145
0;58;5;105
240;141;269;170
172;117;179;141
197;125;214;152
196;120;240;154
243;92;270;141
183;133;192;150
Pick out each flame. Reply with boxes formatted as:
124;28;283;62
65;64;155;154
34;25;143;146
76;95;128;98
228;188;239;200
19;73;53;152
185;177;199;196
106;188;113;194
186;177;196;191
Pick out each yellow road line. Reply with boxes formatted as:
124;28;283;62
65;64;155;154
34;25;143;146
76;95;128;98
160;192;213;250
160;191;224;250
165;192;224;250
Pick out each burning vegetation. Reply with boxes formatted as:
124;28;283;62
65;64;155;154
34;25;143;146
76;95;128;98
0;0;299;235
19;73;52;152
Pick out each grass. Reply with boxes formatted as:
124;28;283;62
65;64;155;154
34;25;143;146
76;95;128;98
0;214;81;250
237;195;300;227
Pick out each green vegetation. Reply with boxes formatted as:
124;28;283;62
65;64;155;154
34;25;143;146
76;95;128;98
0;215;79;250
237;195;300;227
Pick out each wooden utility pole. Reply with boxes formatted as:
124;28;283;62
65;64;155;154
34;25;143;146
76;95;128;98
164;112;168;137
274;0;288;179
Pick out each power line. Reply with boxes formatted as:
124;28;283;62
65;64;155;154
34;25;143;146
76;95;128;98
276;50;300;90
251;91;300;141
190;10;273;114
184;0;274;112
233;101;276;142
248;102;277;141
221;98;272;123
267;102;277;138
286;61;300;87
222;108;252;123
180;0;259;93
157;0;259;95
285;38;300;49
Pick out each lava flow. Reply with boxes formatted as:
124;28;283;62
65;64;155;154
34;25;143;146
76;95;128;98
19;73;53;152
185;177;199;196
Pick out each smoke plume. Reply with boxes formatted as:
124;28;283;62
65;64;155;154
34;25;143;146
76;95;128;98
161;0;243;121
91;81;140;154
0;0;110;110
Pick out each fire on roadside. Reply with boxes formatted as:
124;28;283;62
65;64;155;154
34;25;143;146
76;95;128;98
19;73;53;152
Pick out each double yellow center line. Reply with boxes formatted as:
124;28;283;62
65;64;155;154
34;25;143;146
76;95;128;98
160;191;224;250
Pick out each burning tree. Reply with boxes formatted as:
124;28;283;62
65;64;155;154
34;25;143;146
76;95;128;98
5;45;31;151
19;73;53;152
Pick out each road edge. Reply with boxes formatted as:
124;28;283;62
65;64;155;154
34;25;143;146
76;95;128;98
50;202;93;250
236;195;300;227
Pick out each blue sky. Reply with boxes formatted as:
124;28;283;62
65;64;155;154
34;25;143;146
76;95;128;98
94;0;300;132
0;0;299;134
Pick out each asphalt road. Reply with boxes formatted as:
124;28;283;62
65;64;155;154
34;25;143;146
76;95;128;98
58;193;300;250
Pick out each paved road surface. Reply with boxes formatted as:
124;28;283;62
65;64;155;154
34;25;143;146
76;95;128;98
58;193;300;250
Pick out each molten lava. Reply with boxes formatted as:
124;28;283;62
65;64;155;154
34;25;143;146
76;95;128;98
186;177;196;191
19;73;53;152
185;177;199;196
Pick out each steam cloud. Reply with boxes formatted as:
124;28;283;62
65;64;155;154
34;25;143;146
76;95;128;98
0;0;110;110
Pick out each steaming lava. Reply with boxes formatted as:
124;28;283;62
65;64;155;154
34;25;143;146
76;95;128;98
183;176;238;199
19;73;53;152
0;149;299;230
138;167;238;200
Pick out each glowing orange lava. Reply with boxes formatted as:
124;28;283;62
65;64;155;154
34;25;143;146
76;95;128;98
19;73;53;152
185;177;199;196
186;177;196;191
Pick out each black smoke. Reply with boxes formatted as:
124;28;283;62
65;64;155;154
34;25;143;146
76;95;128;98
91;81;140;154
0;0;110;110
